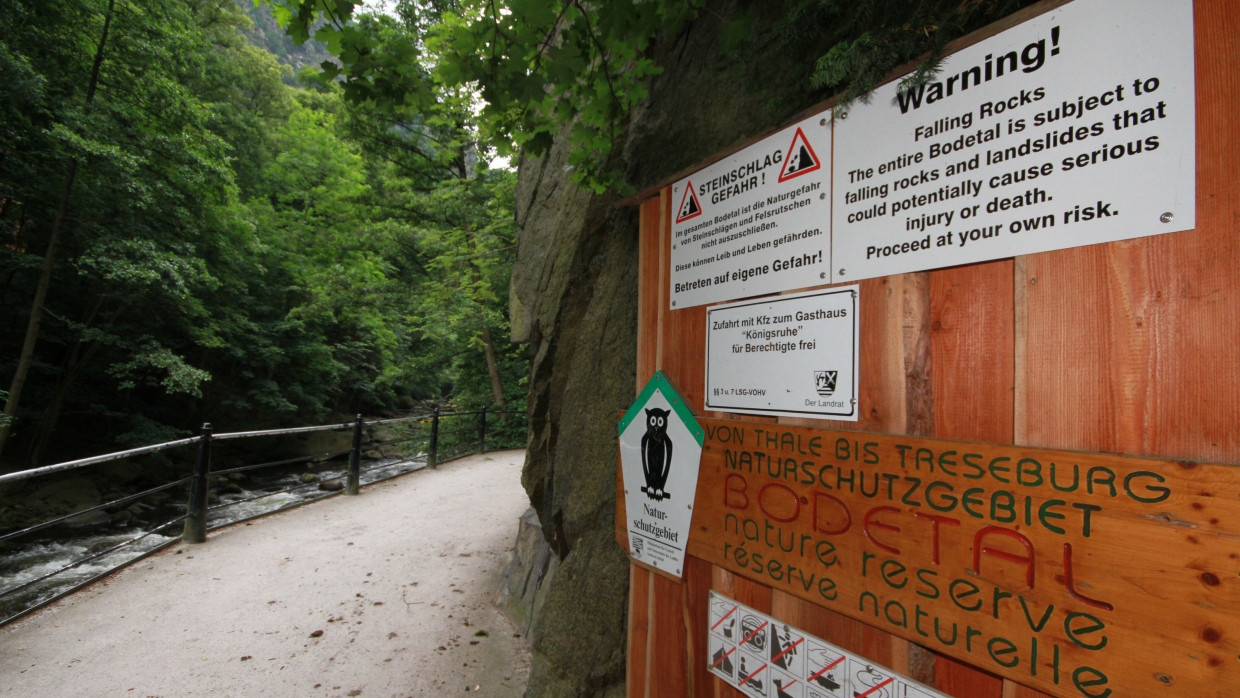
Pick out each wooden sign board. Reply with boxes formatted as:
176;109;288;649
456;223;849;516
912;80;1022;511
619;418;1239;697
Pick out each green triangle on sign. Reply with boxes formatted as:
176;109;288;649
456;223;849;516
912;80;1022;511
618;371;704;446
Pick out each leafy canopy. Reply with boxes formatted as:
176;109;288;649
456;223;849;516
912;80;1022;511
266;0;1037;191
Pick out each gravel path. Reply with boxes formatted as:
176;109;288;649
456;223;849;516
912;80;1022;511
0;450;532;697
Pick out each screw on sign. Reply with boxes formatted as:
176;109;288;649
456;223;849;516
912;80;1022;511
851;662;896;698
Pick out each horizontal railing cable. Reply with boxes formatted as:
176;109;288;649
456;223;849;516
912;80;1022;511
0;408;516;628
0;437;200;485
367;436;424;448
206;478;334;513
0;524;183;626
210;451;347;478
211;421;355;442
0;477;191;545
0;516;185;602
364;413;435;426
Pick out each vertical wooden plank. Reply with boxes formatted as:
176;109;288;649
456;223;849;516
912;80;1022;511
705;568;728;698
681;555;713;697
929;261;1015;697
781;274;929;433
930;261;1015;442
1008;2;1238;697
625;193;662;697
712;566;773;614
777;272;931;682
844;277;911;430
636;194;666;388
1150;0;1240;461
649;572;689;697
654;189;672;374
628;563;652;696
1018;0;1240;461
659;304;708;406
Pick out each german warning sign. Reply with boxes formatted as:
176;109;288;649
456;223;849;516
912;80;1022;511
669;114;832;310
618;371;703;578
676;181;704;224
778;127;822;183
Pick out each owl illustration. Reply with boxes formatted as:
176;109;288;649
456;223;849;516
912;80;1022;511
640;408;673;501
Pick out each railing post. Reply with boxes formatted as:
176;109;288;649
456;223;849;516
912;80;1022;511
478;406;487;453
182;423;212;544
428;407;439;469
346;414;363;495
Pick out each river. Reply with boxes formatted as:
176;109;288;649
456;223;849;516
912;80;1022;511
0;456;428;624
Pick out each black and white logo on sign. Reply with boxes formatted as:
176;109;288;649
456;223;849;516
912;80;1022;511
815;370;838;397
640;408;673;501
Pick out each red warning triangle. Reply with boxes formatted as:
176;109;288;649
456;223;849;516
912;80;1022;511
778;127;821;183
675;181;703;224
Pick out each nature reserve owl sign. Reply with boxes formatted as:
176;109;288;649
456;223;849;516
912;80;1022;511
618;371;704;578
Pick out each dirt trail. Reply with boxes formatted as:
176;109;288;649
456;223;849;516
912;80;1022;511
0;450;532;697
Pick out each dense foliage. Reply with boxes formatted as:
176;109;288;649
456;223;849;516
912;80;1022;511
0;0;524;468
0;0;1039;468
274;0;1037;191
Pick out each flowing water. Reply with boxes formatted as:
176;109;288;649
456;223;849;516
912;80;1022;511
0;456;428;624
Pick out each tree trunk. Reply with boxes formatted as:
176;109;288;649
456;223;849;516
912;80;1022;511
26;299;115;467
0;0;114;461
479;324;506;416
464;220;506;416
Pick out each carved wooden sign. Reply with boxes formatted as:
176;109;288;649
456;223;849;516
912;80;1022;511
676;418;1238;697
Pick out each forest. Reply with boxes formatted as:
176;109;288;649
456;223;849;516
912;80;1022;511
0;0;1039;471
0;0;526;469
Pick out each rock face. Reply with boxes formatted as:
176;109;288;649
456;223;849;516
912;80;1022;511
509;2;828;694
496;507;557;638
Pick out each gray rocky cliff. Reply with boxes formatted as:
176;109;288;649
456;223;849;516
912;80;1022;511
508;2;828;694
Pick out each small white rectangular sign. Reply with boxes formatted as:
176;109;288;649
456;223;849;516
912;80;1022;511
705;287;859;421
670;114;832;309
831;0;1196;281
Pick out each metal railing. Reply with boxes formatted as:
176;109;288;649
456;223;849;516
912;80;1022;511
0;408;514;626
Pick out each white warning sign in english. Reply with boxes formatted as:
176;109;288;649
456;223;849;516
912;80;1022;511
831;0;1195;281
670;117;832;309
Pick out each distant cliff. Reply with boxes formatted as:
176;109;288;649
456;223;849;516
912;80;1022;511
234;0;333;78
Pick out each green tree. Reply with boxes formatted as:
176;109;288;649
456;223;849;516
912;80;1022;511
1;0;538;467
410;170;518;413
1;0;242;460
0;0;280;462
268;0;1041;192
0;0;117;458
